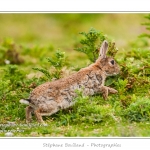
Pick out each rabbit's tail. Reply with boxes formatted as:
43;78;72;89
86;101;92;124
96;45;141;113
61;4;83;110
20;99;30;105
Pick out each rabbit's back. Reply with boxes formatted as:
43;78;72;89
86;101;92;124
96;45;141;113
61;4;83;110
29;65;103;110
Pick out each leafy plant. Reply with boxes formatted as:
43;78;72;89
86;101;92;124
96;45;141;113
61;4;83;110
75;28;118;62
33;50;68;80
0;79;10;100
124;98;150;122
139;14;150;39
3;65;26;90
47;50;67;69
32;67;51;80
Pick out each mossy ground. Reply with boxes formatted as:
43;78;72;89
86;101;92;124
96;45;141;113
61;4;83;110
0;14;150;137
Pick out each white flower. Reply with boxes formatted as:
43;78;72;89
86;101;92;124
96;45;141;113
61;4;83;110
5;132;13;137
4;59;10;65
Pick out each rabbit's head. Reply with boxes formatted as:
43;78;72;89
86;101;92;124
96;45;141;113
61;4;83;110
95;40;120;76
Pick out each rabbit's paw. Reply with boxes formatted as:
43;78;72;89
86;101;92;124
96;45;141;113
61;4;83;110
108;87;118;94
101;86;118;100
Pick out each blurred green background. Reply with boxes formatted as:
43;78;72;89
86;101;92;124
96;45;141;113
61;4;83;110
0;13;148;49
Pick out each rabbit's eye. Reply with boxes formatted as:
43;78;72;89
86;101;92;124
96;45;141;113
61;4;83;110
110;60;115;65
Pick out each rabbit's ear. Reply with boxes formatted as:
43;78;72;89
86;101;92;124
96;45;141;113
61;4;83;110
99;40;108;58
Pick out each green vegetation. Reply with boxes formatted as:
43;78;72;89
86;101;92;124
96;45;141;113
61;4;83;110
0;14;150;137
140;14;150;39
33;50;68;80
75;28;118;62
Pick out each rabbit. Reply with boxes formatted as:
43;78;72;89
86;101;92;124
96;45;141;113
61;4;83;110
20;40;120;124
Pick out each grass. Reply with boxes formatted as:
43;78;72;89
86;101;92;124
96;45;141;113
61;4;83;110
0;14;150;137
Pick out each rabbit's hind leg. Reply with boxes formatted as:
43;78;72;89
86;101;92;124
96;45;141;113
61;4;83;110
34;102;60;125
34;109;45;124
26;106;34;124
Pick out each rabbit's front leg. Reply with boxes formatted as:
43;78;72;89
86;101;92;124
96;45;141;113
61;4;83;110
100;86;118;100
108;87;118;94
